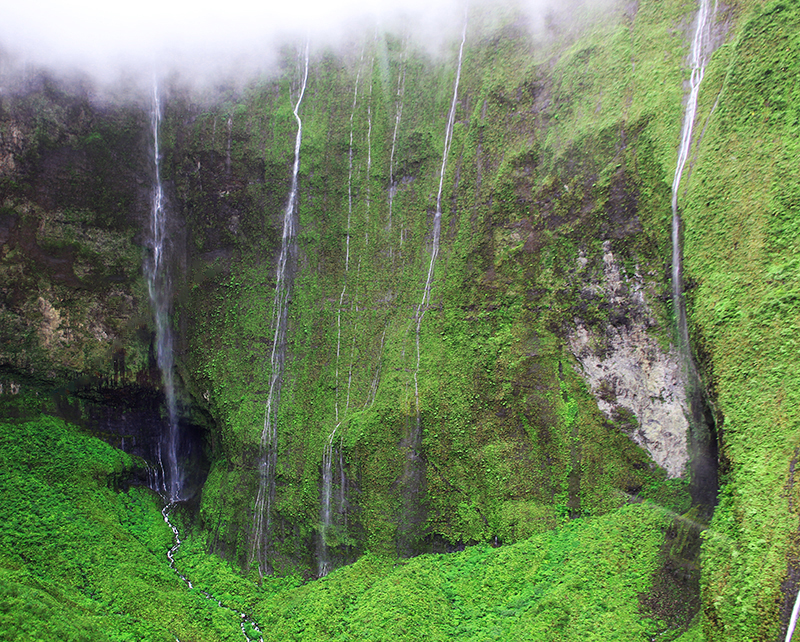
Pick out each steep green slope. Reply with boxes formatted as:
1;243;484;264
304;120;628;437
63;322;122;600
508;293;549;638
173;0;700;576
679;0;800;638
0;408;251;641
251;502;677;641
0;403;698;640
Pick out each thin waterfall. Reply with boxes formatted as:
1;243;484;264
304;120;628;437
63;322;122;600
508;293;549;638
670;0;719;509
364;54;373;248
672;0;715;353
336;57;363;422
389;42;407;259
397;20;466;554
146;81;181;503
318;429;336;577
319;57;363;576
786;587;800;642
251;45;309;575
413;20;466;413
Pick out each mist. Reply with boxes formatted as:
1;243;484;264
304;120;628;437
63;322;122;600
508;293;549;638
1;0;467;87
0;0;606;93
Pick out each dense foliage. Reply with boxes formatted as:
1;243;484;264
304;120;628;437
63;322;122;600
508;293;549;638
1;0;798;638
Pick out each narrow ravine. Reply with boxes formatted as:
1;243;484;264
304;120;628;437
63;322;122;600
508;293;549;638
251;44;310;576
162;505;263;642
147;81;181;503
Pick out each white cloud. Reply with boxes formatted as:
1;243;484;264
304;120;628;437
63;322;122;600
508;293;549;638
0;0;466;79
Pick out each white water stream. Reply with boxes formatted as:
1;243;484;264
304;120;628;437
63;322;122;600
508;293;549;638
162;505;263;641
671;0;715;354
319;53;371;576
388;44;407;259
413;20;466;412
147;82;182;503
251;45;310;575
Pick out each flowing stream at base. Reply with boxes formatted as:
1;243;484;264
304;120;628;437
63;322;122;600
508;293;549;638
251;45;310;576
162;505;263;642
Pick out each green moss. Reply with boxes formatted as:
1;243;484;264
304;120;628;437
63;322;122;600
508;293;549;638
0;414;256;640
254;502;674;640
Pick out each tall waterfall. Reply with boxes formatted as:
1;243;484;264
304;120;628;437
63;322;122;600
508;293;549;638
251;45;310;575
413;20;466;411
670;0;718;508
318;60;363;577
671;0;715;352
146;81;182;503
396;20;466;554
388;44;406;259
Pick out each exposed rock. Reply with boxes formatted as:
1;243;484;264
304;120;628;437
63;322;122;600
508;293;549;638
37;296;65;348
569;241;690;477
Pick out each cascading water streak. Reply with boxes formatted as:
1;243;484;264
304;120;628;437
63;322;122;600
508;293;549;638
251;44;310;575
147;81;181;503
394;20;466;554
671;0;715;353
388;44;407;255
364;55;373;248
670;0;720;511
318;57;364;576
413;19;466;411
318;429;336;577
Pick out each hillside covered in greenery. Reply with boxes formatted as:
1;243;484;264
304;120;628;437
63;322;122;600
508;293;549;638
0;0;798;639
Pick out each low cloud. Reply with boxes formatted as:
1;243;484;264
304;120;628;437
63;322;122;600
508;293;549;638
0;0;613;94
1;0;469;84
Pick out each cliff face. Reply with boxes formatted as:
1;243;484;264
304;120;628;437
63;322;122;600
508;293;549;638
0;77;152;387
1;0;799;638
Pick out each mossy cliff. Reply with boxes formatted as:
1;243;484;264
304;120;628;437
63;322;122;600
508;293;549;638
1;0;799;639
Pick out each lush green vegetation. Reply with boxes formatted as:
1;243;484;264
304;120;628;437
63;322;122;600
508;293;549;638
0;410;699;640
0;412;249;641
2;0;799;638
250;502;683;641
680;0;800;638
172;0;701;576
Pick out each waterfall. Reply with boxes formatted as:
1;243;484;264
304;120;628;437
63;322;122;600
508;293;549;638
365;55;373;249
318;429;336;577
388;44;407;259
395;20;466;554
787;585;800;642
671;0;715;353
413;19;466;412
670;0;719;509
147;81;182;503
318;58;364;576
251;45;309;575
